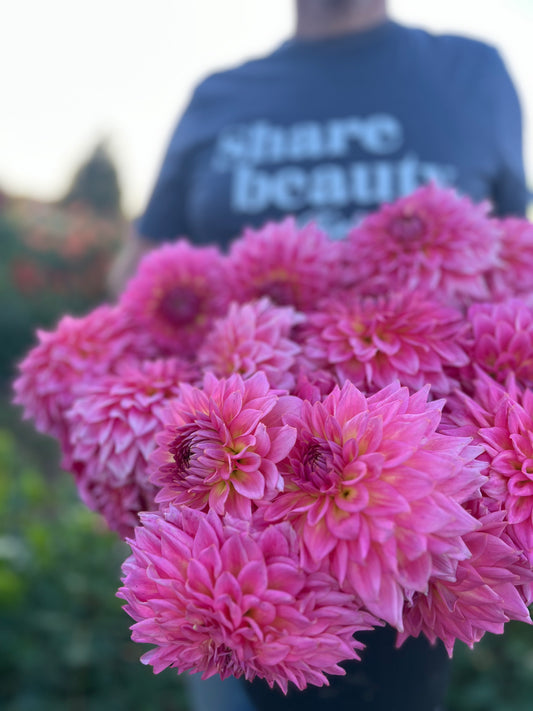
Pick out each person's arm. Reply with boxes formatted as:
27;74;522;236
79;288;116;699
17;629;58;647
107;145;194;298
107;224;155;299
107;140;193;298
489;50;529;217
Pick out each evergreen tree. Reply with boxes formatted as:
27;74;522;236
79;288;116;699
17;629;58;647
61;140;122;216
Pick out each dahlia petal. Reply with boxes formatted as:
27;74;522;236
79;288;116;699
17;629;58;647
187;558;216;596
507;496;533;524
349;552;382;604
325;506;362;539
365;481;410;515
303;520;338;561
193;517;221;559
301;496;330;527
231;469;266;499
208;484;229;514
267;425;298;463
238;560;268;596
398;553;432;591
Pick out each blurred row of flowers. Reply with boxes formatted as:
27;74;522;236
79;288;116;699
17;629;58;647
0;142;125;384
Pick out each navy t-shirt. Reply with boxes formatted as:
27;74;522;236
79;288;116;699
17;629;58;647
139;21;528;247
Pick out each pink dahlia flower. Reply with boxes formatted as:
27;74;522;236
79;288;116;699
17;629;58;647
150;372;298;518
460;299;533;389
227;218;343;312
442;367;512;437
290;367;339;403
473;383;533;564
486;218;533;299
399;511;532;655
441;370;515;507
300;290;468;395
344;184;498;302
445;370;533;564
263;381;484;629
13;305;156;446
198;298;303;391
118;507;377;691
66;358;194;538
119;241;231;357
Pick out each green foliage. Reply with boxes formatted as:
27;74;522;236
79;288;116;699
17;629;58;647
447;624;533;711
0;213;37;382
0;401;189;711
0;200;123;384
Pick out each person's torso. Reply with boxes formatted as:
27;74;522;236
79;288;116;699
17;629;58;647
182;22;508;246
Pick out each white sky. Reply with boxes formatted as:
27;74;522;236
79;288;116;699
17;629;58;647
2;0;533;217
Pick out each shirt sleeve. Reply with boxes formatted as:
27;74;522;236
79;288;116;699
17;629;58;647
488;50;529;217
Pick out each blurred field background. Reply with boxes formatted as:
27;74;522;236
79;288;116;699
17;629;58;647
0;147;188;710
1;148;533;711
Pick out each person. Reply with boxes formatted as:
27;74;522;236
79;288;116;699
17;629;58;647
109;1;528;708
109;0;527;298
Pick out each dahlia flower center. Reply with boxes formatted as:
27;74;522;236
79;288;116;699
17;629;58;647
169;432;196;475
390;214;426;246
158;286;203;327
302;441;336;490
351;320;373;345
262;276;293;306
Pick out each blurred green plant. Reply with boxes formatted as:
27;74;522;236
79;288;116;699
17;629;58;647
0;197;124;383
446;623;533;711
0;400;189;711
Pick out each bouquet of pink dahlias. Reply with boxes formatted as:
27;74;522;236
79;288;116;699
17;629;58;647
13;185;533;693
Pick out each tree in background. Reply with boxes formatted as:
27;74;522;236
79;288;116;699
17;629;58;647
61;140;122;217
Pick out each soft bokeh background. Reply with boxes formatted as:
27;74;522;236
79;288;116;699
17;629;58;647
2;2;533;710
